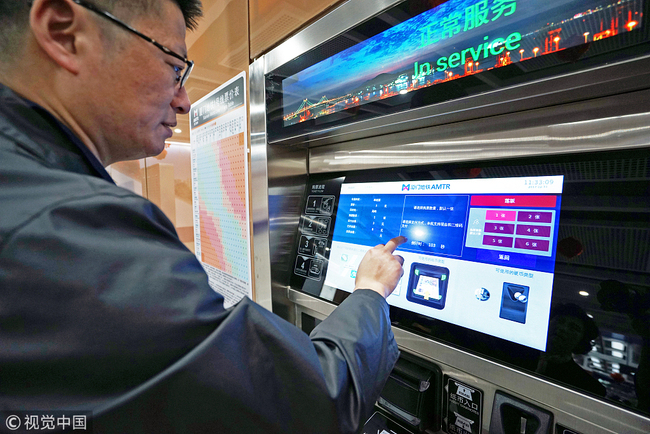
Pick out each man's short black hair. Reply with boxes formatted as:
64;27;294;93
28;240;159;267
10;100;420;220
98;0;204;31
172;0;203;31
0;1;32;62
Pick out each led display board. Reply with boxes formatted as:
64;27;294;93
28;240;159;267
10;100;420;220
279;0;644;127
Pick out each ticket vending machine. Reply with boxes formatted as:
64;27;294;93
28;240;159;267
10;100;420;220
250;0;650;432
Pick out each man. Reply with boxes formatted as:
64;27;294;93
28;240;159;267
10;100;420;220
0;0;406;432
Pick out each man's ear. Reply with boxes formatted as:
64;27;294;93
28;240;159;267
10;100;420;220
30;0;90;74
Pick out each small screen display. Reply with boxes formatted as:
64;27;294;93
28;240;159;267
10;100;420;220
324;176;563;351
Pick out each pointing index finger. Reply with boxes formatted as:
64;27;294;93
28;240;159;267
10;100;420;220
384;236;407;253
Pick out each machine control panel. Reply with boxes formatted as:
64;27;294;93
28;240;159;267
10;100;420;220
293;180;344;289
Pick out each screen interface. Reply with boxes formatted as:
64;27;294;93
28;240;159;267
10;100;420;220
323;176;563;351
280;0;644;127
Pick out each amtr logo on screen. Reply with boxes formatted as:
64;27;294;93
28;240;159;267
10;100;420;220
402;183;451;191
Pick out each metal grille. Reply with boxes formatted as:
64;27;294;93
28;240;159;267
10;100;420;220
481;158;650;181
557;224;650;273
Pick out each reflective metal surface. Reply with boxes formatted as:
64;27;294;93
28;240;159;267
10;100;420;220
262;0;401;71
252;54;311;320
265;144;308;321
249;59;272;311
310;91;650;173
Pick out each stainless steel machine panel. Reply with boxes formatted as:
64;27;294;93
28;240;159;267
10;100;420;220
250;0;650;432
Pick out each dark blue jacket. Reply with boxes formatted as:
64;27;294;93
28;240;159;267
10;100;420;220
0;83;399;433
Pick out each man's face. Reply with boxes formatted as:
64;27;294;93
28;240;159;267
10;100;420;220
84;1;191;163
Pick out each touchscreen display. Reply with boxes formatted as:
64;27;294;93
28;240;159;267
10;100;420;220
324;176;563;351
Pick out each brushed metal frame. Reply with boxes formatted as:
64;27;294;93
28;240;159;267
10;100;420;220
250;58;272;311
309;88;650;173
260;0;401;71
249;0;650;431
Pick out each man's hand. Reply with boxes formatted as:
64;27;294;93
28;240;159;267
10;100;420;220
354;236;407;299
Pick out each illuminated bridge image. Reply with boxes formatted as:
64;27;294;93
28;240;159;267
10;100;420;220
283;0;643;127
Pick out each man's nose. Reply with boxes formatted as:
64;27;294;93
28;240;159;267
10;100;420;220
173;86;191;115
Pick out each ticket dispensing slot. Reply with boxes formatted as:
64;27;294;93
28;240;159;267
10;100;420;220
489;391;553;434
376;355;442;433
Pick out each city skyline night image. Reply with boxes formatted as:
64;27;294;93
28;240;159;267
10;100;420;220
282;0;644;126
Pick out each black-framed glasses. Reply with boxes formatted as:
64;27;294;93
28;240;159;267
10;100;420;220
71;0;194;88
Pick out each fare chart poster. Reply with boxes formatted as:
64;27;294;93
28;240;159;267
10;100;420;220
190;71;252;308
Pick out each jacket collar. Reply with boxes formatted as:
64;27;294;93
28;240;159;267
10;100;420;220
0;82;114;184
